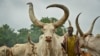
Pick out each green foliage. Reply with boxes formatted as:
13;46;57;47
41;17;51;23
17;28;29;43
55;26;66;36
0;24;17;47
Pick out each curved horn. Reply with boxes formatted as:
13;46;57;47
27;35;34;46
75;13;84;36
27;2;44;28
85;16;100;35
68;20;72;27
46;4;69;28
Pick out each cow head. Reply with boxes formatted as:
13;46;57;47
75;13;100;47
27;2;69;42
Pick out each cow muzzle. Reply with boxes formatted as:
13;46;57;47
45;36;52;42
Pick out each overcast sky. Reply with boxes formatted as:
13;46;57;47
0;0;100;35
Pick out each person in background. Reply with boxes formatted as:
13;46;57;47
61;20;81;56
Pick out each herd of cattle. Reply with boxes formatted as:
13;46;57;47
0;2;100;56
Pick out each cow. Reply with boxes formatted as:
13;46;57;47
27;2;69;56
0;45;11;56
10;42;35;56
9;35;36;56
75;13;100;56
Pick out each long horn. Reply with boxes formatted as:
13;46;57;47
27;32;34;46
85;16;100;35
27;2;44;28
46;4;69;28
75;13;84;36
68;20;72;27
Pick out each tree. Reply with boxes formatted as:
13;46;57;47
17;28;29;43
0;24;17;47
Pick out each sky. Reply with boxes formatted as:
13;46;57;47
0;0;100;35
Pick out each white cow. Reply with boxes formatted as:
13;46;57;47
8;33;38;56
27;2;69;56
10;42;35;56
75;13;100;56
